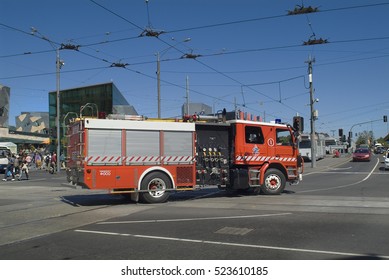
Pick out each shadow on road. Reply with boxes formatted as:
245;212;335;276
336;254;385;260
60;193;133;207
59;186;296;206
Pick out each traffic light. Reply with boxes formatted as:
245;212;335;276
384;115;388;122
293;116;304;133
338;128;343;137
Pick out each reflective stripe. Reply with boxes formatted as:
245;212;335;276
235;156;297;162
86;155;194;165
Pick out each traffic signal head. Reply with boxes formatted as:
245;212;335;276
293;116;304;132
384;115;388;122
339;128;343;137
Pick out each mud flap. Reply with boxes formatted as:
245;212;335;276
131;192;139;203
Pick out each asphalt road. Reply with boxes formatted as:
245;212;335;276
0;154;388;260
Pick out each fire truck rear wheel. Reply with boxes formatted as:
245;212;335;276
139;172;171;203
261;168;286;195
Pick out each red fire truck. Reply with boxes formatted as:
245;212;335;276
66;111;303;203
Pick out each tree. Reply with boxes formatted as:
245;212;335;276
355;130;374;147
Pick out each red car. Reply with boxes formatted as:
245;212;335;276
352;148;371;162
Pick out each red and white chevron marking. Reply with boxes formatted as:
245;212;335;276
86;155;122;164
124;155;194;164
86;155;194;164
235;155;297;162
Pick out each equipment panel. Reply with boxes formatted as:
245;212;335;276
195;123;230;186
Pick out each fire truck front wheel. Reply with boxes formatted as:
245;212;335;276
139;172;172;203
261;168;286;195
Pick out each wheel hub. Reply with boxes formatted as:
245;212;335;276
148;178;166;198
265;175;281;190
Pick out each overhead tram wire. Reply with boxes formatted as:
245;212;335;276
1;20;296;118
0;49;55;59
119;64;268;115
164;2;389;34
167;14;286;34
88;0;144;31
154;35;304;115
85;2;309;117
0;66;110;80
319;2;389;14
151;36;269;112
38;1;389;52
17;2;386;51
3;34;389;62
70;1;389;117
87;2;266;115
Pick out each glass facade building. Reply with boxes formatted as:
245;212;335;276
48;82;137;153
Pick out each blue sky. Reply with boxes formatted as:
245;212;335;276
1;0;389;138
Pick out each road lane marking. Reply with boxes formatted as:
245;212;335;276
98;212;292;225
362;158;380;182
299;158;381;193
329;167;352;171
305;171;387;175
74;229;389;259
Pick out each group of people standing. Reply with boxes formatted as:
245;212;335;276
2;151;60;181
2;153;30;181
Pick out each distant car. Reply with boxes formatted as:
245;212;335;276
352;148;371;162
374;146;386;154
384;150;389;170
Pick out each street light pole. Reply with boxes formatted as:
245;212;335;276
156;38;191;119
348;118;383;149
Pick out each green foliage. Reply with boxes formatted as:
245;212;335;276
355;130;374;147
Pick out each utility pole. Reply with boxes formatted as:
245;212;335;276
186;76;190;115
156;52;161;118
30;28;78;173
55;48;61;173
306;56;317;168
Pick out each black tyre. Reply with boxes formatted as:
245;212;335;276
261;168;286;195
139;172;171;203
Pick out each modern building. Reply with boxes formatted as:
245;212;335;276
0;84;10;128
15;112;49;134
48;82;137;153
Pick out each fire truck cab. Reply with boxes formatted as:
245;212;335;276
66;112;303;203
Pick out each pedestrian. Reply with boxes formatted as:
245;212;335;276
25;153;32;167
14;155;20;179
50;152;57;174
36;153;42;169
60;153;65;169
44;154;50;171
3;154;15;181
19;158;29;180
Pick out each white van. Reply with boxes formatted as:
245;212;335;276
0;147;11;173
